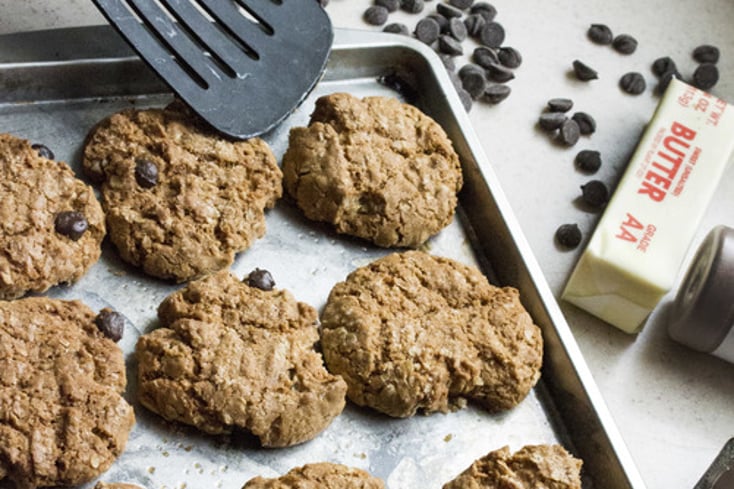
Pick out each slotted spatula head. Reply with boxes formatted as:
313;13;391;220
92;0;333;139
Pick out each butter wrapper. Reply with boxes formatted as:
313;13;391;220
562;79;734;333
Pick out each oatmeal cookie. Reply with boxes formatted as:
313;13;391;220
0;133;105;300
282;93;462;248
83;102;282;282
0;298;135;488
136;270;346;447
442;444;583;489
242;462;384;489
320;251;543;417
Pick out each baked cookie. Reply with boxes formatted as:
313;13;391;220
282;93;462;248
136;270;347;447
0;298;135;489
0;133;105;300
83;102;282;282
242;462;384;489
320;251;542;418
442;444;583;489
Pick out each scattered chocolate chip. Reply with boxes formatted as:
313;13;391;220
538;112;568;131
427;13;449;32
560;119;581;146
457;87;474;112
31;143;54;160
375;0;400;12
54;211;89;241
378;72;419;103
458;63;485;78
587;24;613;45
547;98;573;113
246;268;276;291
464;13;486;38
438;34;463;55
415;17;441;44
479;21;505;48
486;63;514;83
693;44;720;64
448;17;468;41
612;34;637;54
469;2;497;21
692;63;719;90
460;69;487;99
449;0;474;9
555;223;582;249
572;60;598;81
575;149;602;173
472;46;499;69
657;69;682;94
436;2;463;18
383;22;410;35
94;308;125;342
619;72;646;95
363;5;389;25
401;0;425;13
580;180;609;208
483;84;511;104
571;112;596;135
440;54;456;71
498;46;522;68
134;158;159;188
651;56;677;77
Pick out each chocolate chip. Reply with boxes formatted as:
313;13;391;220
460;70;487;99
438;35;463;56
486;63;514;83
401;0;425;13
547;98;573;113
464;14;486;38
363;5;389;25
31;143;54;160
571;112;596;135
619;72;646;95
54;211;88;241
587;24;613;45
457;87;473;112
246;268;276;291
449;0;474;9
538;112;568;131
479;21;505;48
383;22;410;35
560;119;581;146
555;223;582;249
612;34;637;54
427;13;449;32
693;44;720;64
472;46;499;69
436;2;463;18
657;69;682;94
448;17;468;42
692;63;719;90
469;2;497;21
134;158;159;188
498;46;522;69
575;150;602;173
651;56;677;77
375;0;400;12
580;180;609;208
572;60;598;81
440;54;456;71
483;84;511;104
415;17;440;44
94;308;125;342
458;63;485;79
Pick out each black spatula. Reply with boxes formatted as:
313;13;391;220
92;0;332;139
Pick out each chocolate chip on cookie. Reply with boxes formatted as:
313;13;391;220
245;268;275;291
134;158;159;188
54;210;89;241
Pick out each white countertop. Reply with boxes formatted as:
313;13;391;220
1;1;732;487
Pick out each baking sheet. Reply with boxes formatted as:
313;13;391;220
0;27;644;489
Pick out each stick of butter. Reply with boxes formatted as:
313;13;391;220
562;79;734;333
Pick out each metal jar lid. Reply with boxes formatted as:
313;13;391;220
669;225;734;353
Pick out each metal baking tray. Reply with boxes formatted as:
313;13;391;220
0;26;645;489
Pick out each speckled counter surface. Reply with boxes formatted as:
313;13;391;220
0;1;732;487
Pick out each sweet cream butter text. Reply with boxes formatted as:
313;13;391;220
638;122;697;202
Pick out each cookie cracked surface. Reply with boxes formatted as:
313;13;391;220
83;103;282;282
0;133;105;300
242;462;384;489
282;93;462;248
0;298;135;489
136;271;347;447
442;444;583;489
321;251;543;417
